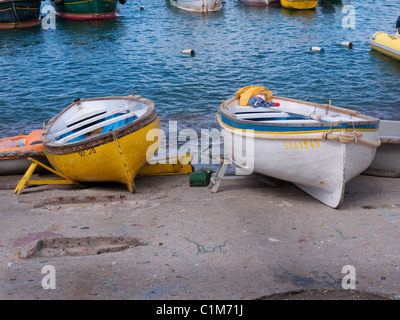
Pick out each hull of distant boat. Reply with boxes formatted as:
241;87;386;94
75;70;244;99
217;95;380;208
0;0;41;29
363;120;400;178
370;31;400;61
171;0;222;12
0;130;50;175
50;0;119;20
280;0;318;9
240;0;280;6
42;96;161;192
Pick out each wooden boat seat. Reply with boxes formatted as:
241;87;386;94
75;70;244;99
256;119;321;124
55;106;130;139
65;107;107;126
236;112;303;120
236;112;288;118
228;106;278;113
55;110;140;144
234;110;322;124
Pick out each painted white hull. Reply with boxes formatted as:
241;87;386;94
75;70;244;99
0;157;34;175
171;0;222;12
363;120;400;178
240;0;280;6
218;95;380;208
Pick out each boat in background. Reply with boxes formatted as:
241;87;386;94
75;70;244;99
0;0;41;29
217;88;380;208
0;130;49;175
370;31;400;61
363;120;400;178
280;0;318;9
240;0;280;6
170;0;223;13
50;0;127;20
41;95;161;192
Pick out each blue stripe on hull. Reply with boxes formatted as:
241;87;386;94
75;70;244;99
220;113;379;133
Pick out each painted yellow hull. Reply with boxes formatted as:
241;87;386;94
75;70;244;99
370;31;400;61
280;0;317;9
44;117;160;192
42;95;162;193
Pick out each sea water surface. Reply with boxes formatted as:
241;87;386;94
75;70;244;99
1;0;400;137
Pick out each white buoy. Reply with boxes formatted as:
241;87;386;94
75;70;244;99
182;49;195;55
310;46;324;52
341;41;353;48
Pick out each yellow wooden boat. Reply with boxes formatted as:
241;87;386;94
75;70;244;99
370;31;400;61
41;95;161;192
280;0;318;9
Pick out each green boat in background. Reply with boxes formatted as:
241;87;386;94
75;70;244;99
0;0;41;28
50;0;126;20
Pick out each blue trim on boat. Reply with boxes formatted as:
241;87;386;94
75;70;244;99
220;113;379;133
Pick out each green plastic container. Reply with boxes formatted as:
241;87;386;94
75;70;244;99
189;169;213;187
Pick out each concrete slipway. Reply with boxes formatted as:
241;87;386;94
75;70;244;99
0;168;399;301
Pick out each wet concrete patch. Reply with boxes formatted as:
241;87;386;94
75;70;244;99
10;231;64;248
32;194;128;208
19;236;147;259
258;289;393;300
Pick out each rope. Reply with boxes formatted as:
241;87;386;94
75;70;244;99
12;2;21;24
0;149;45;158
322;132;361;144
219;120;381;148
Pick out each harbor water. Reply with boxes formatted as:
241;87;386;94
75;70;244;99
1;0;400;138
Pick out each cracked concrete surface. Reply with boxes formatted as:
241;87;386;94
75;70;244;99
0;171;399;300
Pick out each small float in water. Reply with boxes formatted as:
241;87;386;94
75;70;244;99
280;0;318;9
363;120;400;178
216;87;381;208
0;0;42;29
370;31;400;61
41;95;161;192
50;0;127;20
170;0;223;13
0;130;49;175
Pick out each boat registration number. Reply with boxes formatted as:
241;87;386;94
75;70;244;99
284;140;320;150
78;147;97;157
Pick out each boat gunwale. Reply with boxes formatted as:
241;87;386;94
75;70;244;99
42;95;158;155
219;95;380;129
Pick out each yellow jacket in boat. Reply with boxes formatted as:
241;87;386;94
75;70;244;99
235;86;273;106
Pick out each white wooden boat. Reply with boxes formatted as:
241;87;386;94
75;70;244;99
362;120;400;178
170;0;222;12
240;0;280;6
217;93;381;208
